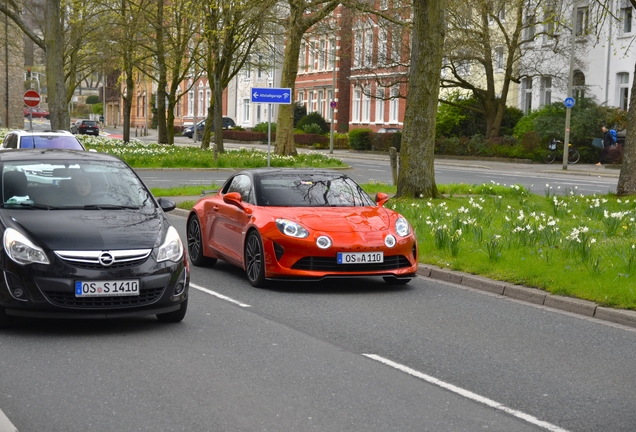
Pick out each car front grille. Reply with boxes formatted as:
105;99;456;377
42;287;165;309
291;255;411;272
54;249;151;270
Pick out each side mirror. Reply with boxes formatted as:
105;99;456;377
157;197;176;212
375;192;389;207
223;191;244;208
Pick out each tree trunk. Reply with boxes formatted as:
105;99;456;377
274;22;301;156
123;71;134;143
44;0;69;130
396;0;444;199
155;0;168;144
213;73;224;155
617;61;636;195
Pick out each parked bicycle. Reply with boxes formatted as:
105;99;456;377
543;138;580;164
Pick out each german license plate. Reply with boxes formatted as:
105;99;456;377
337;252;384;264
75;280;139;297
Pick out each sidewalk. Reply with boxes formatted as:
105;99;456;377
107;126;621;179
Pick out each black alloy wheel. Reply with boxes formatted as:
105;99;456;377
245;231;266;288
187;215;216;267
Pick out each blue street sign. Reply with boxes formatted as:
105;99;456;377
564;97;575;108
251;87;292;104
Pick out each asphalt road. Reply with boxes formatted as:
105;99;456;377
2;212;635;431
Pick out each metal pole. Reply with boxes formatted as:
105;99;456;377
5;1;9;128
193;87;198;143
329;43;336;154
267;103;271;167
562;1;577;171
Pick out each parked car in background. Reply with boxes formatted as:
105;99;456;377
187;169;418;287
377;127;402;133
23;108;50;119
183;117;236;139
0;130;86;150
0;149;189;328
71;119;100;136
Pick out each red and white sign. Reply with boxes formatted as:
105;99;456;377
23;90;41;107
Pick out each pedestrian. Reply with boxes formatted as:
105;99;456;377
597;126;612;166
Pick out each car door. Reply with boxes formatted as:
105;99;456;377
208;174;254;266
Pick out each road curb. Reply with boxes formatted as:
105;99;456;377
418;264;636;329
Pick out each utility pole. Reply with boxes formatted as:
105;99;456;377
562;1;578;171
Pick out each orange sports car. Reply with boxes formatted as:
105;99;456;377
186;169;418;287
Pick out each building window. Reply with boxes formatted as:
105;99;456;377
391;26;401;63
329;38;336;69
523;78;532;113
320;39;326;70
364;29;374;66
256;104;261;123
309;42;316;72
378;27;387;66
362;90;370;123
389;87;399;122
541;77;552;106
188;90;194;116
353;89;361;122
297;91;304;108
299;42;306;72
618;72;630;110
576;7;588;36
198;89;204;116
257;56;263;78
525;14;535;40
573;70;585;100
375;88;385;123
318;90;324;116
243;98;250;122
354;31;362;68
327;90;333;121
308;91;314;113
622;7;633;34
379;0;388;10
495;46;504;71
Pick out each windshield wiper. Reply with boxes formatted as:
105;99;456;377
82;204;141;210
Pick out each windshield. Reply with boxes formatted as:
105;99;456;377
20;135;84;150
1;160;155;209
256;173;375;207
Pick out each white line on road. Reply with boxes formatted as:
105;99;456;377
363;354;570;432
0;409;17;432
191;283;251;307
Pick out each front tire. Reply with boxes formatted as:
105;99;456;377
543;151;556;164
156;299;188;323
245;231;266;288
0;306;11;329
567;149;581;164
187;215;217;267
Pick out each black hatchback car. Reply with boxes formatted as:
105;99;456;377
0;150;189;327
71;119;100;136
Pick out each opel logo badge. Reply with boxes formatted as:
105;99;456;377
98;252;115;267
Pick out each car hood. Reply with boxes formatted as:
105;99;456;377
1;208;166;251
270;206;391;233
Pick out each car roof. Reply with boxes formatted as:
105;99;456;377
236;168;345;180
8;129;75;137
0;149;121;163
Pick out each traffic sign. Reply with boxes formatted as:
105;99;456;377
564;97;575;108
23;90;41;107
251;87;292;104
330;101;337;108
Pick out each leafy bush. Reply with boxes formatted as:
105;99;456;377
301;123;323;134
349;128;372;150
92;102;103;115
85;95;100;104
252;122;276;133
296;112;329;134
293;102;307;127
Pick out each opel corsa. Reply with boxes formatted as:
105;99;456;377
0;150;189;327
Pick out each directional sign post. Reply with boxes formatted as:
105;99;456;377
251;88;292;167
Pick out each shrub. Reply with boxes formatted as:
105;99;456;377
252;122;276;133
92;102;103;115
301;123;323;134
85;95;100;104
293;102;307;127
349;128;372;150
296;112;329;134
520;131;541;153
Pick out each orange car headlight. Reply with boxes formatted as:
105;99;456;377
316;236;332;249
276;219;309;239
395;217;410;237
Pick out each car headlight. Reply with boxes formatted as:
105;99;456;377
3;227;50;265
276;219;309;238
157;226;184;263
395;216;410;237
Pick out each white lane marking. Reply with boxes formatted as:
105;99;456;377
191;283;251;307
0;409;17;432
363;354;570;432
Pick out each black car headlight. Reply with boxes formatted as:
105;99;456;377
157;226;184;263
276;219;309;239
3;227;50;265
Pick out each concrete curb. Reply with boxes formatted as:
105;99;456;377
418;264;636;329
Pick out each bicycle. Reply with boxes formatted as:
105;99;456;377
542;138;580;164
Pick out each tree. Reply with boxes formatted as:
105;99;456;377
274;0;341;156
395;0;444;199
199;0;274;154
441;0;575;139
617;0;636;195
